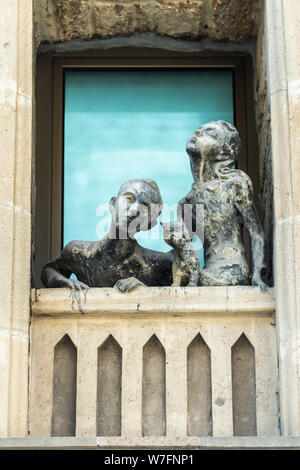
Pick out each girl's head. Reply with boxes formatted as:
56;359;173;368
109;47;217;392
186;120;241;181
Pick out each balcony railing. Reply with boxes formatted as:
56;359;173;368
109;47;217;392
29;286;279;440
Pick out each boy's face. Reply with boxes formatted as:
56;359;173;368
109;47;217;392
110;181;161;236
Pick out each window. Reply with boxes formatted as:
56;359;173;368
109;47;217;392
34;54;258;287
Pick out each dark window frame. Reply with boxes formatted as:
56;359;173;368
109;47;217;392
34;52;258;288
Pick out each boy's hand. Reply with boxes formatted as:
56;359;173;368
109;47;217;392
114;277;145;293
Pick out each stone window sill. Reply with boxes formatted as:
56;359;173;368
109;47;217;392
31;286;275;317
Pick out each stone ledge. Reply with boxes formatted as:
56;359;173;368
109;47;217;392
31;286;275;317
0;436;299;449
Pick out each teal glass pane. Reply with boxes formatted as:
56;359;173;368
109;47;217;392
64;69;234;264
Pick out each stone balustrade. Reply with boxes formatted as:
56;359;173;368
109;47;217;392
29;286;279;441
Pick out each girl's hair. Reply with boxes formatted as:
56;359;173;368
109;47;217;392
216;120;241;165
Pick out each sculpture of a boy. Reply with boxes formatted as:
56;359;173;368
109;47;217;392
41;179;173;292
178;120;267;289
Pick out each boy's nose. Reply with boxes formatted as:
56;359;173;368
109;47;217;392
127;202;139;216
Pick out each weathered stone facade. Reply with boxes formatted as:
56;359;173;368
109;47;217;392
254;3;273;285
34;0;259;45
0;0;32;438
1;0;300;449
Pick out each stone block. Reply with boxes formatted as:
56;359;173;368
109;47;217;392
211;0;257;41
94;1;137;37
55;0;93;40
155;1;203;38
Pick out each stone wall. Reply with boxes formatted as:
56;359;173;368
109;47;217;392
265;0;300;436
0;0;33;437
34;0;259;45
254;3;273;285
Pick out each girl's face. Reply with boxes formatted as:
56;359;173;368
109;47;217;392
186;123;225;161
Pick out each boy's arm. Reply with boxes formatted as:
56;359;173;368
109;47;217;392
233;175;267;290
41;244;88;291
